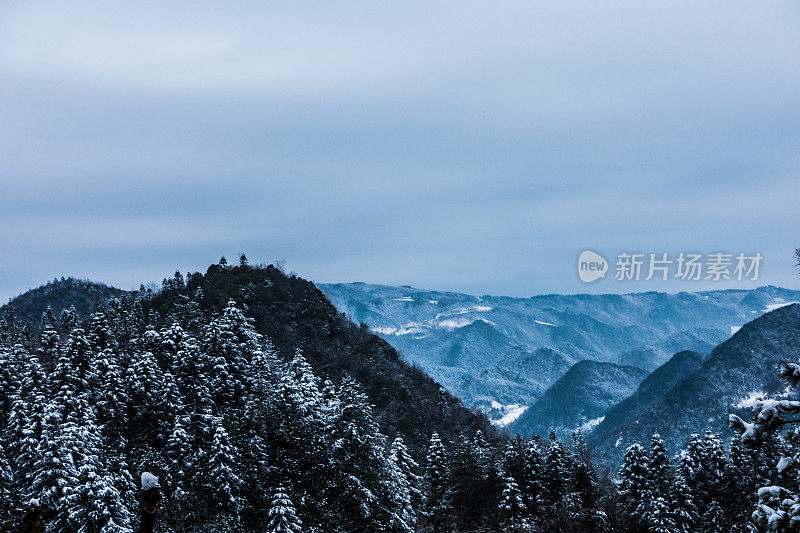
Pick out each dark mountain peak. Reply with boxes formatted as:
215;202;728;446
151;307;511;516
508;359;648;439
590;350;704;458
145;263;497;451
2;276;131;326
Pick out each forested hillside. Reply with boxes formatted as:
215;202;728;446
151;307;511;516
2;278;130;327
1;260;798;532
589;350;704;462
510;361;648;439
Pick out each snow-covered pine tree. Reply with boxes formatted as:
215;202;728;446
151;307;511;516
521;438;546;517
570;432;600;514
647;496;677;533
29;400;71;515
424;433;450;533
205;418;243;522
543;431;572;508
201;300;261;409
702;499;726;533
39;306;60;370
5;347;47;501
58;306;79;337
729;346;800;531
0;343;22;433
267;486;302;533
327;377;413;532
498;475;527;532
62;419;132;533
648;434;674;500
721;434;757;529
390;436;423;528
670;473;697;533
0;438;14;520
125;348;171;446
93;347;129;449
617;442;651;523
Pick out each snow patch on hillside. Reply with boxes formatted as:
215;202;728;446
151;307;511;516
764;300;800;312
437;317;495;330
736;390;767;409
372;323;427;336
576;417;604;433
492;404;528;427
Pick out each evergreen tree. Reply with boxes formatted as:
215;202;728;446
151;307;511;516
648;496;677;533
0;439;14;520
267;486;302;533
543;431;572;507
390;436;423;527
722;435;757;529
648;433;674;499
498;475;527;532
206;419;242;521
521;438;546;515
671;474;698;533
424;433;450;533
617;443;651;529
571;432;600;513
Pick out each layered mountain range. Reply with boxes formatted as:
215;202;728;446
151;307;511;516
320;282;800;425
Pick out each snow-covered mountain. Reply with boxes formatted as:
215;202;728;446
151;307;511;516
508;360;648;439
320;283;800;422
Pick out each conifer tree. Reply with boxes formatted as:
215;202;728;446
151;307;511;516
267;486;302;533
617;443;651;524
424;433;450;533
390;436;423;526
647;496;677;533
671;474;697;533
498;475;527;532
521;438;546;517
0;439;14;520
543;431;572;507
648;433;674;499
206;419;242;520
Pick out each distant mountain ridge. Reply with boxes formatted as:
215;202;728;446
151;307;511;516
509;360;648;439
320;282;800;419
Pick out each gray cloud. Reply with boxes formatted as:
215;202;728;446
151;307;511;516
1;1;799;300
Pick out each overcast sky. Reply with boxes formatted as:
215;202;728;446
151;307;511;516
1;1;799;300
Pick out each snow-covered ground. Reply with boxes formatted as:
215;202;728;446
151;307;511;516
491;404;528;427
764;299;800;312
576;416;604;433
